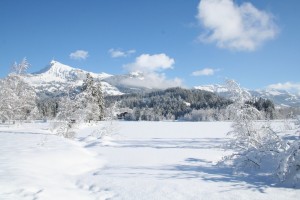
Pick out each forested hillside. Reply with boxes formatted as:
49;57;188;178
106;87;232;120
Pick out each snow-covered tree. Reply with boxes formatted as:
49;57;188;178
79;73;104;122
277;117;300;185
0;58;37;122
57;73;105;123
225;79;251;104
0;74;36;122
221;80;285;170
11;57;30;75
277;139;300;185
56;87;82;122
221;79;300;186
92;82;105;120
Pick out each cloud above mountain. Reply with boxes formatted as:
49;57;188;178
120;73;183;90
109;48;136;58
192;68;219;76
267;82;300;95
69;50;89;60
197;0;278;51
124;53;175;73
121;53;182;89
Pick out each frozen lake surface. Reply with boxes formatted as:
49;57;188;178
0;121;299;199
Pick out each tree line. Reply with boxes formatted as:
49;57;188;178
0;58;291;123
105;87;278;121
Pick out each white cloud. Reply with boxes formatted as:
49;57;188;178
197;0;278;51
192;68;218;76
120;72;183;90
109;48;136;58
267;82;300;95
121;53;180;89
124;53;175;72
69;50;89;60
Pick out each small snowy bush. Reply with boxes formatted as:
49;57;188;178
277;140;300;184
221;80;300;186
49;121;76;139
277;118;300;185
91;121;119;139
223;104;285;171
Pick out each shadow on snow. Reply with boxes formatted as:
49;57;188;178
84;137;229;149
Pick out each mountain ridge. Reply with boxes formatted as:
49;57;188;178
22;60;300;107
194;84;300;107
25;60;122;96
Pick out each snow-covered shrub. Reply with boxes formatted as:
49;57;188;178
221;80;285;170
283;119;296;131
277;117;300;185
91;121;119;139
225;121;285;171
223;101;285;171
221;79;300;186
277;140;300;185
49;121;76;139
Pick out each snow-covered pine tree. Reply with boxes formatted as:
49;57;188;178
81;73;94;93
77;73;105;122
56;86;79;121
93;82;104;121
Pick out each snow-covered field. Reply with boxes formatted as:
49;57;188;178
0;121;299;200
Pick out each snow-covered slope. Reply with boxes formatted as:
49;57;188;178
25;60;122;96
252;89;300;107
194;84;300;107
194;84;229;94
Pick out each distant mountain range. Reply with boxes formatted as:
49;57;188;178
22;60;300;107
194;85;300;108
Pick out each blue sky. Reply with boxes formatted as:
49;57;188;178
0;0;299;92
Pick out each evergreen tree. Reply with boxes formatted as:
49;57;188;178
76;73;105;122
93;82;104;120
81;73;94;92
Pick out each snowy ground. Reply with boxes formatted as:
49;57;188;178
0;121;299;200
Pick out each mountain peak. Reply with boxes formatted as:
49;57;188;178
50;59;57;65
48;60;74;72
30;60;113;84
33;60;74;75
30;60;86;83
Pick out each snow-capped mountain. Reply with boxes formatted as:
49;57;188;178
24;60;156;97
21;60;300;107
31;60;112;83
194;84;229;94
252;89;300;107
194;84;300;107
25;60;122;96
